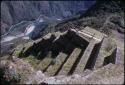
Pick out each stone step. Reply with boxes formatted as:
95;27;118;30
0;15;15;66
94;38;117;68
84;39;103;69
44;52;68;76
68;49;86;75
58;48;81;75
95;47;117;68
74;41;96;74
37;52;53;72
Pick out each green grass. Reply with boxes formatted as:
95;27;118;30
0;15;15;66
45;53;67;76
23;55;40;68
36;57;52;71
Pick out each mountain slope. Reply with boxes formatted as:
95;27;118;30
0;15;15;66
1;1;95;35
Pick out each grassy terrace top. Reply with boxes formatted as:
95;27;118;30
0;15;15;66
12;26;117;78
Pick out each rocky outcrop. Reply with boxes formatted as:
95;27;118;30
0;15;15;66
0;57;47;84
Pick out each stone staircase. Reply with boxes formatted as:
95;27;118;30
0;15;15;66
14;26;117;77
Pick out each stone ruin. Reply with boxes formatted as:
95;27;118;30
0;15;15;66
13;26;117;77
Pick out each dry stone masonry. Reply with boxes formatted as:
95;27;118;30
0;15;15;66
13;26;117;77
